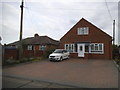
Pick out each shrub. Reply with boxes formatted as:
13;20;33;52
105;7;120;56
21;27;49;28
114;59;120;65
112;45;120;59
3;59;20;65
43;48;55;58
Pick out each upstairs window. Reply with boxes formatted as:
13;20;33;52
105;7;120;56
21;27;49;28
27;45;33;50
77;27;89;35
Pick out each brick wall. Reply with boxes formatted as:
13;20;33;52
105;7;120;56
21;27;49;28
60;18;112;59
23;50;44;58
3;44;59;60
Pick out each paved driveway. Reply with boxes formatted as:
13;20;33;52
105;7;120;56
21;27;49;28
3;59;118;88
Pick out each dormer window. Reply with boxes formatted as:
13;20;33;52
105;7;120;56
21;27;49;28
77;27;89;35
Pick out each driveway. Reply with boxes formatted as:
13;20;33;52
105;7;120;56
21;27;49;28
3;59;118;88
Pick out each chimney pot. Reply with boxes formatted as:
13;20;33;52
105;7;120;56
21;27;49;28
34;33;39;37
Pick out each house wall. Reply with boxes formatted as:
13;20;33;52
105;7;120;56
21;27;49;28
34;45;39;50
3;44;59;60
60;18;112;59
31;44;59;51
23;50;44;58
22;44;58;58
46;44;59;50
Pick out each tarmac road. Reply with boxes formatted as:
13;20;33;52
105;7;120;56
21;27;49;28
2;76;75;88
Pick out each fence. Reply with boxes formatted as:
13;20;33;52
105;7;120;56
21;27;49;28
3;48;45;60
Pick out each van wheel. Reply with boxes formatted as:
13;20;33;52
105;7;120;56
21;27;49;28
60;57;63;61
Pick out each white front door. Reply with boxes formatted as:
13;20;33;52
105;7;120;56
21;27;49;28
77;44;85;57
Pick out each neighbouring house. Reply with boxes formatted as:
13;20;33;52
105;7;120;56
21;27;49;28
4;34;59;60
60;18;112;59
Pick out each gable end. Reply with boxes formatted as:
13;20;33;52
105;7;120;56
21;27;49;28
60;18;112;41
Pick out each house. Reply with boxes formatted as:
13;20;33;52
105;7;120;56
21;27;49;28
4;34;59;60
60;18;112;59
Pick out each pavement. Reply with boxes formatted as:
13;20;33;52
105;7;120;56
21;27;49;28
2;76;74;88
2;59;119;88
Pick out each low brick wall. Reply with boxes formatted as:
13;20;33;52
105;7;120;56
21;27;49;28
69;53;110;59
70;53;78;58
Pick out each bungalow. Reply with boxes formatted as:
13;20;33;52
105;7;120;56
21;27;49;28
60;18;112;59
4;34;59;60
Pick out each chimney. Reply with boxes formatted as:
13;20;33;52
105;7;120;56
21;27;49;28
34;33;39;37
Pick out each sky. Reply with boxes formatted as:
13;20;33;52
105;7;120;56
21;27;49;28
0;0;119;45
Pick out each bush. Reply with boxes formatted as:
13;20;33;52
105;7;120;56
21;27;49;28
6;60;15;65
43;48;55;58
3;57;44;66
112;45;120;59
30;57;42;61
114;59;120;65
3;59;20;65
14;60;20;64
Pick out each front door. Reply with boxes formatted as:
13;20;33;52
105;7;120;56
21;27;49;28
77;44;85;57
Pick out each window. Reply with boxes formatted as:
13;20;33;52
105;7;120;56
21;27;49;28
65;44;74;52
95;44;98;51
90;43;104;53
99;44;102;50
39;45;46;50
77;27;89;35
27;45;33;50
91;44;94;50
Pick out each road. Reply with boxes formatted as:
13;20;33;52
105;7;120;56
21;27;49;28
2;76;75;88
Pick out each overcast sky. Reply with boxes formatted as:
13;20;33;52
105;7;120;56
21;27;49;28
0;0;119;45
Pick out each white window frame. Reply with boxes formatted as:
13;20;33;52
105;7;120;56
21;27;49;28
90;43;104;54
77;27;89;35
39;45;46;50
65;44;75;53
27;45;33;50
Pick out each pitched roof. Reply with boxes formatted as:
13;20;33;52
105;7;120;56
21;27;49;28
8;35;59;46
60;18;112;40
